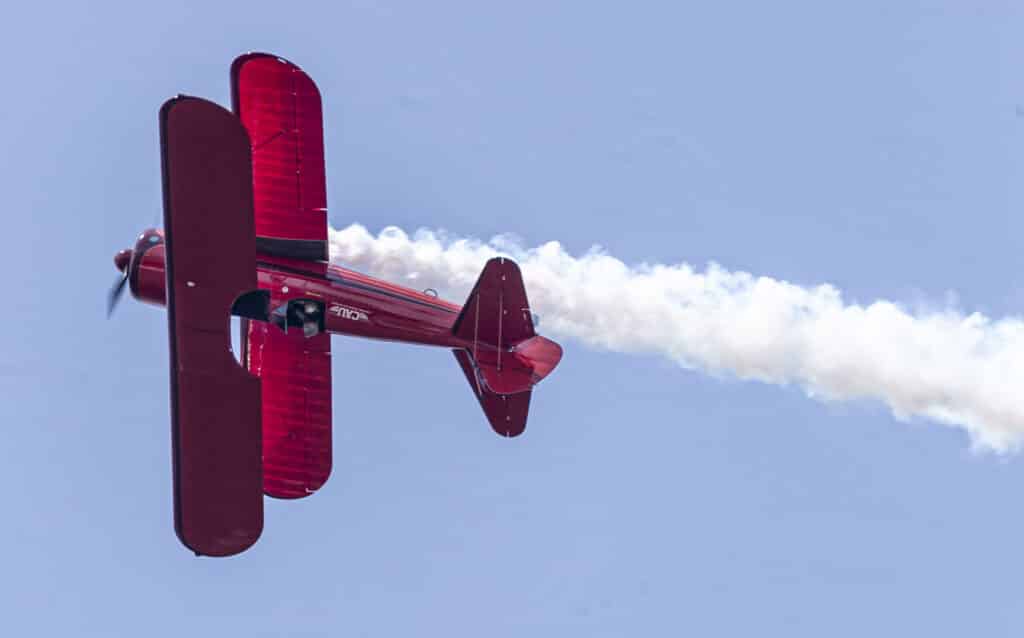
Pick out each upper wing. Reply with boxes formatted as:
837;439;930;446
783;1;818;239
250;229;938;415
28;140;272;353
231;53;328;260
233;53;334;498
160;96;263;556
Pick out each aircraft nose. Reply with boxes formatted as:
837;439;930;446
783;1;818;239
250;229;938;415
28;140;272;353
114;249;132;273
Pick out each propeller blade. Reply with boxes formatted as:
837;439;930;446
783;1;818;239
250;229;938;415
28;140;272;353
107;273;128;317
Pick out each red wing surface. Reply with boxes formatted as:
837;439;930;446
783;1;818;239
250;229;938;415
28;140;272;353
160;96;263;556
231;53;328;260
245;319;332;498
234;53;333;497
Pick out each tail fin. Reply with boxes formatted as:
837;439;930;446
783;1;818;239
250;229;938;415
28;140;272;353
451;257;562;437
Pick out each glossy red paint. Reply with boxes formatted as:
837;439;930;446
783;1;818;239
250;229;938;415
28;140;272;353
112;51;563;557
125;230;167;307
512;336;563;384
231;53;327;251
116;248;559;376
454;350;532;437
114;249;131;272
160;96;263;557
246;321;332;499
134;245;167;307
233;53;334;496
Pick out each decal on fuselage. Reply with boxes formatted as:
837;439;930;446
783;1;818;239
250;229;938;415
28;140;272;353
328;303;369;322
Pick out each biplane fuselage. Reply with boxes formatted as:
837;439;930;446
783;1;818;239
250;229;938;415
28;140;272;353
122;229;561;358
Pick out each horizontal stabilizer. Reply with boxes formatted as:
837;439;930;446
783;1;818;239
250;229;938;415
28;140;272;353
454;349;531;437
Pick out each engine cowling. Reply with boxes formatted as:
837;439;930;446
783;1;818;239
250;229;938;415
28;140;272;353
115;229;167;307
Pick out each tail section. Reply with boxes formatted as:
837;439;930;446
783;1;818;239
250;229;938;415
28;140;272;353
454;350;532;437
452;257;563;436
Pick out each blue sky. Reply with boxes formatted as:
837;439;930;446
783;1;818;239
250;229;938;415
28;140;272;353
3;1;1024;635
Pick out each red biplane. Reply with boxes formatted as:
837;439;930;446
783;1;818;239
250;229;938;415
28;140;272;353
109;53;562;557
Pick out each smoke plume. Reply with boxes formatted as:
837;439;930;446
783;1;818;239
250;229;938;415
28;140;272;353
329;224;1024;453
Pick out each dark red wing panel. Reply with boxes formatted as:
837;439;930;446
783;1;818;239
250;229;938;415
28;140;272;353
245;320;332;498
231;53;328;256
160;96;263;556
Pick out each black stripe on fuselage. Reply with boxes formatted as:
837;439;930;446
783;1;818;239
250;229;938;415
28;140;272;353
256;260;457;314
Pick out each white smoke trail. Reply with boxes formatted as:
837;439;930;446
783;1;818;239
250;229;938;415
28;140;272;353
329;223;1024;453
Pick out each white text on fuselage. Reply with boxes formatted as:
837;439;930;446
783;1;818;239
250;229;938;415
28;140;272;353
328;304;369;322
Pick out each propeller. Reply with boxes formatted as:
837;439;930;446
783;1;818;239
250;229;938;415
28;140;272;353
108;248;133;317
107;272;129;317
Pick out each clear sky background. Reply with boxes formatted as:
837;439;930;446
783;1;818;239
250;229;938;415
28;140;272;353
3;1;1024;635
